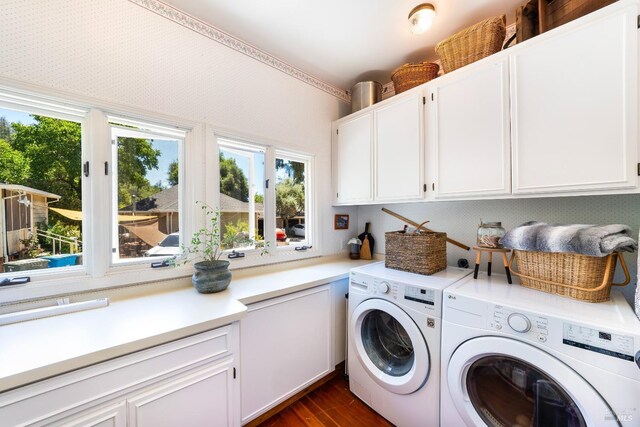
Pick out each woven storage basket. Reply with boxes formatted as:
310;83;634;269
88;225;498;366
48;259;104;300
509;250;630;302
385;224;446;275
435;15;506;74
391;62;440;94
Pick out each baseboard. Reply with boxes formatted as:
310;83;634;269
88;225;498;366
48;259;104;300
243;362;346;427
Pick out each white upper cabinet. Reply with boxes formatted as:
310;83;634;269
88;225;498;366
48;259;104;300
331;1;639;204
510;3;639;194
375;92;425;202
431;57;511;198
333;113;373;204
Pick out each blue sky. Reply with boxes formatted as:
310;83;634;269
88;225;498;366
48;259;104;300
146;139;177;188
0;107;35;125
221;149;265;196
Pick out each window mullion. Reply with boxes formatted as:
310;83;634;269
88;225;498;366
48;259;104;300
86;108;111;278
264;148;277;250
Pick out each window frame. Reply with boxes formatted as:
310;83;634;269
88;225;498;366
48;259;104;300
108;121;186;267
0;86;200;303
211;132;318;267
274;149;314;253
0;84;319;305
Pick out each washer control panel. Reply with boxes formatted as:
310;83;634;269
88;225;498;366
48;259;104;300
404;285;435;306
489;305;549;342
563;323;635;361
371;278;399;299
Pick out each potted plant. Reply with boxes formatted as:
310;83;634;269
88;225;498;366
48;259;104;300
179;202;232;294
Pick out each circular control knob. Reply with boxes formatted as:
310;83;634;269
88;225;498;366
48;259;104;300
507;313;531;333
378;282;390;294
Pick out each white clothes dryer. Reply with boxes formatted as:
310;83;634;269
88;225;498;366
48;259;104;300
441;273;640;427
348;262;472;427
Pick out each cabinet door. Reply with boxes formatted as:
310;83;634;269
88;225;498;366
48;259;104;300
374;93;425;201
511;4;638;194
55;401;126;427
333;113;373;204
128;358;236;427
432;58;511;198
240;285;332;424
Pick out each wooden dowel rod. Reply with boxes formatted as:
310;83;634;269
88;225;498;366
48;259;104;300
381;208;471;251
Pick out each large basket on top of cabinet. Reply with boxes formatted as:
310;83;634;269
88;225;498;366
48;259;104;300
385;222;447;275
435;15;507;73
508;250;630;302
391;62;440;94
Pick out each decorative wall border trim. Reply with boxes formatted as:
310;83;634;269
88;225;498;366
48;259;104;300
128;0;351;103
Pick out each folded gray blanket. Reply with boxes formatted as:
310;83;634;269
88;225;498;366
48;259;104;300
500;221;637;257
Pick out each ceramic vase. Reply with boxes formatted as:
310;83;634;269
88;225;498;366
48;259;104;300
192;260;232;293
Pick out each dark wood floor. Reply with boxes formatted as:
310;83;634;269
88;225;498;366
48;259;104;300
258;375;394;427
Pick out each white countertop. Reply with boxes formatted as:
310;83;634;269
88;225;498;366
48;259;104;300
0;256;373;393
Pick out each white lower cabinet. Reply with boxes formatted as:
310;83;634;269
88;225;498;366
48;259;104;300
0;324;240;427
58;401;127;427
240;285;333;424
127;359;235;427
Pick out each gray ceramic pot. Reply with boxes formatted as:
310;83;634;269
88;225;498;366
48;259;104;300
192;260;232;293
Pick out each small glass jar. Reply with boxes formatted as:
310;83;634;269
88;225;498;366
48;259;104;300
477;221;506;248
348;238;362;260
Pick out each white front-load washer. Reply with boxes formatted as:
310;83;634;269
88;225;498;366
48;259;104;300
441;273;640;427
348;262;472;427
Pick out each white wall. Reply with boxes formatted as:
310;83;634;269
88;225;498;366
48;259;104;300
357;194;640;303
0;0;357;255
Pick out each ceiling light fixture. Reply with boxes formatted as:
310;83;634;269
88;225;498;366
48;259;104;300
408;3;436;34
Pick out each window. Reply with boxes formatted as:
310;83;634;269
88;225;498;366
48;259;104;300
0;103;85;275
216;136;313;257
0;85;316;303
275;153;310;247
218;139;265;252
110;121;184;264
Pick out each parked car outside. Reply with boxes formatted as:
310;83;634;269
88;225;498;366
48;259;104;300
144;232;180;257
276;228;287;241
291;224;305;237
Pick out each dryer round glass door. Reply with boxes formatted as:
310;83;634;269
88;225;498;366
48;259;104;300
447;337;613;427
351;298;429;395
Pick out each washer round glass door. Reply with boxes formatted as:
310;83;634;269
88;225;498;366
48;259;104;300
351;298;429;395
447;337;613;426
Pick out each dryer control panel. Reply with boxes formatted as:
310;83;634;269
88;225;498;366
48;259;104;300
489;305;549;343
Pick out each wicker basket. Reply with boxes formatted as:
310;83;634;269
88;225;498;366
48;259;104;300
391;62;440;94
509;250;630;302
385;223;446;275
435;15;506;74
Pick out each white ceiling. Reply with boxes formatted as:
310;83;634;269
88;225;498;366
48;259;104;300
162;0;525;91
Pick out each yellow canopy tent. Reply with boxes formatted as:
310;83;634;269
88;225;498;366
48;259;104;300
121;222;167;248
50;207;157;222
